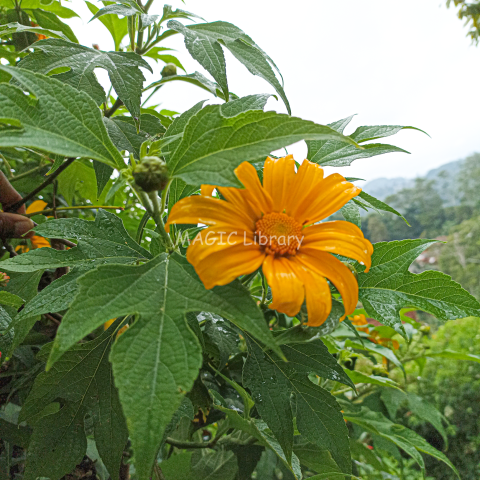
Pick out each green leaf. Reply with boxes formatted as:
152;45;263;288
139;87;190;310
90;3;141;21
0;306;14;361
345;370;401;390
58;160;97;205
188;449;238;480
0;291;24;309
426;349;480;363
9;268;86;348
0;66;123;168
18;39;152;118
169;20;289;113
31;9;78;42
20;328;128;480
23;404;87;480
344;339;404;373
212;402;302;480
168;21;228;100
143;51;185;71
407;393;448;447
146;71;230;101
85;1;128;51
294;442;342;476
168;104;358;187
306;116;413;167
48;253;280;480
203;314;239;370
341;200;361;227
160;4;205;24
93;161;114;198
344;408;459;478
354;190;409;225
349;125;428;143
160;452;193;480
0;22;70;41
104;114;164;158
0;418;31;448
358;239;480;335
244;338;351;473
0;210;151;273
13;0;79;19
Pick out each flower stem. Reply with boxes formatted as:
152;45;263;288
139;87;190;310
147;191;175;252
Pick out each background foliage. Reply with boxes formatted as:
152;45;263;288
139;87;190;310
0;1;479;480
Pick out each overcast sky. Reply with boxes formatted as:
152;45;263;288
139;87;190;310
71;0;480;182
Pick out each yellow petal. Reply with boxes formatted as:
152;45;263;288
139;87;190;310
263;155;296;213
218;186;260;221
262;255;304;317
286;160;325;218
201;185;216;196
290;259;332;327
166;195;255;233
302;221;373;271
293;172;361;225
187;228;265;289
295;251;359;317
31;235;50;249
234;161;273;216
26;200;48;214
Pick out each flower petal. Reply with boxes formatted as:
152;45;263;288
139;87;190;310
302;221;373;271
218;186;260;222
234;161;273;216
166;195;255;233
263;155;296;213
286;160;325;218
26;200;48;215
201;185;216;196
300;174;361;224
187;228;264;289
295;251;359;317
290;260;332;327
263;255;304;317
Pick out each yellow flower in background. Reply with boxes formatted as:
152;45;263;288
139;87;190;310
166;156;373;326
15;200;50;253
104;318;129;337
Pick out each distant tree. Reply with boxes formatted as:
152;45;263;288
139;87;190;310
384;178;446;239
458;152;480;211
447;0;480;43
439;216;480;299
366;214;389;242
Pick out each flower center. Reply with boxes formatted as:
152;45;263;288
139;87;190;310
255;213;303;256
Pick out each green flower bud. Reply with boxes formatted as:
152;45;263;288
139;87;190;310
133;156;169;193
372;364;389;377
161;63;177;77
419;325;431;334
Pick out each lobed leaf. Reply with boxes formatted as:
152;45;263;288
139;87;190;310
0;66;123;168
18;39;152;119
48;253;280;480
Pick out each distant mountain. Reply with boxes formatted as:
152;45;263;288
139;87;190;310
361;159;464;206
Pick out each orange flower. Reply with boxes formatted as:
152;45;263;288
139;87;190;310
27;201;50;249
351;314;368;326
166;156;373;326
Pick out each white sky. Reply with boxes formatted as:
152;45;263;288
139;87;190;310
70;0;480;182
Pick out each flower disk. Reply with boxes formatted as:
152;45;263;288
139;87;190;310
166;155;373;326
255;212;303;256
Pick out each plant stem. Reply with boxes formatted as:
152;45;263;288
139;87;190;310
23;205;124;218
0;153;13;178
148;191;175;252
144;0;154;12
6;157;76;213
105;98;123;118
9;164;49;182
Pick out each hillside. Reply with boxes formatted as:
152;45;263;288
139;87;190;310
362;159;463;205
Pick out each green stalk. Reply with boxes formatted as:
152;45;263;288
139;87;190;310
148;191;175;252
